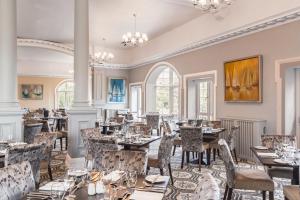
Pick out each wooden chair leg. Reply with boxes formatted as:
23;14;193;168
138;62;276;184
262;191;266;200
186;151;190;163
172;145;176;156
54;140;56;149
181;151;185;169
223;184;228;200
227;188;233;200
159;168;164;175
233;149;238;164
199;152;203;171
168;163;174;185
60;138;63;151
157;128;160;136
146;166;150;175
48;164;53;181
213;148;216;161
269;191;274;200
206;148;211;166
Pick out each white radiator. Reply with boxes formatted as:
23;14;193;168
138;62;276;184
220;117;266;161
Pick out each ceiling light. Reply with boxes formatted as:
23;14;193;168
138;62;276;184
93;38;114;63
192;0;234;13
121;14;148;47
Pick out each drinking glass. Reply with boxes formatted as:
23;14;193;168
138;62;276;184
126;171;137;188
50;182;64;200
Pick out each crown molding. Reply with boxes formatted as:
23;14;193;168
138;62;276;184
126;9;300;69
17;9;300;70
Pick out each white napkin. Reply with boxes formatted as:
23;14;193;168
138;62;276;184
257;152;278;158
130;191;164;200
39;181;71;192
102;170;125;184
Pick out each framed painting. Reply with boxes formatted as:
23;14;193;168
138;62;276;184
107;78;126;103
224;55;263;102
20;84;43;100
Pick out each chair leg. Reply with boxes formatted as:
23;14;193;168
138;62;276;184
199;152;203;171
192;152;195;159
206;148;211;166
227;188;233;200
233;149;238;164
168;163;174;185
146;166;150;175
213;149;216;161
172;145;176;156
186;151;190;163
159;168;164;175
269;191;274;200
262;191;266;200
54;140;56;149
223;184;228;200
60;138;63;151
48;164;53;181
181;151;185;169
157;128;160;136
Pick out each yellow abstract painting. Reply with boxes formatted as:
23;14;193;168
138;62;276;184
224;55;262;102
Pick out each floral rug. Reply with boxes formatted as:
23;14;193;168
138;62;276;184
42;139;289;200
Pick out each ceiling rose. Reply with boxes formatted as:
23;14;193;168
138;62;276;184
121;14;148;47
192;0;234;13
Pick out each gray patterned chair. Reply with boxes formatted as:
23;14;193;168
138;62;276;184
261;135;295;184
33;132;57;181
119;150;148;175
24;123;43;144
192;173;220;200
80;128;101;159
0;161;35;199
180;126;209;171
5;143;44;187
147;134;175;184
87;137;119;171
146;114;160;135
218;139;274;200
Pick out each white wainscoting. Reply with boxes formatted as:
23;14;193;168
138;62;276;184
0;111;23;141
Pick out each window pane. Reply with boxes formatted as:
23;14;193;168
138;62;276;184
56;81;74;109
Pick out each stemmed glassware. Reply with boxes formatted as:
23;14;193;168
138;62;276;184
126;171;137;188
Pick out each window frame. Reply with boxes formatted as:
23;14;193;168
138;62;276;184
55;79;74;109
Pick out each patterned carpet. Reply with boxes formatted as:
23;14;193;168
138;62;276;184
42;139;289;200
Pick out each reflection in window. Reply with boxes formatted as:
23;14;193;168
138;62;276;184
56;81;74;109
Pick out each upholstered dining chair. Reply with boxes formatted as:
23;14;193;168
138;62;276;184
33;132;57;181
261;135;296;184
0;161;36;199
5;143;44;187
218;139;274;200
80;128;101;159
225;126;239;163
119;150;148;175
147;134;175;184
192;173;220;200
132;123;152;136
23;123;43;144
180;126;209;171
146;114;160;135
87;137;119;171
172;133;182;156
187;119;203;127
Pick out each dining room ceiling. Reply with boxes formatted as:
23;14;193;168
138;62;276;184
17;0;202;48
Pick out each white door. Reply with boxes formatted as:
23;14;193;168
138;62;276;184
130;85;142;117
295;69;300;147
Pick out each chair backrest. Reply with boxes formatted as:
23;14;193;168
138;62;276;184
192;173;220;200
110;116;125;124
161;121;172;135
158;134;175;168
80;128;101;148
132;123;151;136
118;150;148;175
146;114;160;129
34;132;56;162
261;135;296;149
0;161;35;199
218;139;236;188
180;126;203;152
23;123;43;144
225;126;239;150
209;120;221;129
188;119;203;127
5;143;44;186
87;137;119;171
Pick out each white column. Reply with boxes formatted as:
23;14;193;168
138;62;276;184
68;0;97;158
0;0;23;141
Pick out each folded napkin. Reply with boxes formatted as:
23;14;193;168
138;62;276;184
102;170;125;184
130;191;164;200
39;181;72;192
257;152;278;158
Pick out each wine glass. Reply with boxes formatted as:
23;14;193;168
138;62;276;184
126;171;137;188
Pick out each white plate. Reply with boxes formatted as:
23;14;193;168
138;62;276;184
254;146;268;150
68;169;88;177
273;159;290;164
145;175;165;184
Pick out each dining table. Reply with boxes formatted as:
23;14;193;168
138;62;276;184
251;146;300;185
283;185;300;200
117;136;161;150
24;174;170;200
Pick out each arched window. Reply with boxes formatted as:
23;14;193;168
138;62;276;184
145;64;180;115
56;80;74;109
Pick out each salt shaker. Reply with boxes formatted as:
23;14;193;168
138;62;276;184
88;182;96;196
96;181;105;194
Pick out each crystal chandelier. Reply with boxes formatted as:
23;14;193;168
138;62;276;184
121;14;148;47
93;38;114;63
192;0;234;12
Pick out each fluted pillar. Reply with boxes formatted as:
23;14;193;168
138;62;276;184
68;0;97;158
0;0;23;141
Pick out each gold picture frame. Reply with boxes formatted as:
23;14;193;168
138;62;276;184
224;55;263;103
